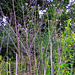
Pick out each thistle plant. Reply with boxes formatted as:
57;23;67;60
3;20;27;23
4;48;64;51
0;0;75;75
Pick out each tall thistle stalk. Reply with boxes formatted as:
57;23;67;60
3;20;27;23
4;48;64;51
48;28;54;75
9;62;11;75
15;53;18;75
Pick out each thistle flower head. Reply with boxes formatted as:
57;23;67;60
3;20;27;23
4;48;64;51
54;26;56;28
53;4;55;7
31;6;33;8
18;24;21;26
26;3;28;5
51;24;52;26
58;12;59;14
60;9;63;11
42;46;45;50
69;36;71;38
55;19;58;22
38;4;39;6
55;7;57;9
24;29;25;30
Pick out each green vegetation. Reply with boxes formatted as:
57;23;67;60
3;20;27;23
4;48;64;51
0;0;75;75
